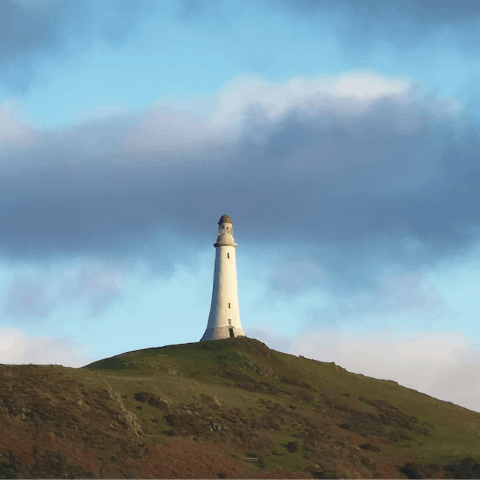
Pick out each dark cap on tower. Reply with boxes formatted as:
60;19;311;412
218;214;233;225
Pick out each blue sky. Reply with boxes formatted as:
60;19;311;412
1;0;480;413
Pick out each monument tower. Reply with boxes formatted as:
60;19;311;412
200;214;246;341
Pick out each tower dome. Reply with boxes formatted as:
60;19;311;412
218;214;233;225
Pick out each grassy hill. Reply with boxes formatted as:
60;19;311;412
1;336;480;479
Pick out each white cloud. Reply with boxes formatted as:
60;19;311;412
328;71;408;100
0;328;94;368
0;100;35;145
289;328;480;413
208;71;414;139
202;71;467;151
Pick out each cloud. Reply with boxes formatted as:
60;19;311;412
0;0;152;92
0;100;35;144
183;0;480;27
0;328;94;367
303;0;480;23
0;1;57;62
372;272;445;313
3;275;53;320
0;72;478;300
178;0;480;53
274;0;480;49
58;260;127;317
270;259;327;295
289;328;480;413
0;259;127;323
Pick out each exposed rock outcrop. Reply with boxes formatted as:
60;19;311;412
102;380;144;438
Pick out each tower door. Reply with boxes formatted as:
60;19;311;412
229;328;234;338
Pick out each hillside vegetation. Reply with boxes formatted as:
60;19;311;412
1;336;480;478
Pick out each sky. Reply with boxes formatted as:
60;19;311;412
1;0;480;414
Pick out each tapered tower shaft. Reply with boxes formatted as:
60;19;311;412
200;214;246;341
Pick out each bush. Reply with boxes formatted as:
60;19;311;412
134;392;169;410
287;440;300;453
445;456;480;479
359;443;381;453
164;413;210;436
400;462;426;479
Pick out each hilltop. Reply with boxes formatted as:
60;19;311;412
1;336;480;479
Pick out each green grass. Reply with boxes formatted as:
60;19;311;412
75;336;480;478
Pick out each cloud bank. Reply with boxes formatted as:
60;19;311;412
0;72;478;296
0;327;94;368
288;328;480;413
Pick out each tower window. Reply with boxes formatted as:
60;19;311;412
228;319;231;325
229;328;234;337
228;303;230;308
227;253;230;258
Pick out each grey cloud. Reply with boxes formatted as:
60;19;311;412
0;0;152;92
296;268;451;332
0;82;478;299
373;272;445;312
184;0;480;22
275;0;480;47
280;0;480;23
270;259;327;295
59;261;125;317
3;275;52;320
180;0;480;48
1;261;126;322
0;1;57;63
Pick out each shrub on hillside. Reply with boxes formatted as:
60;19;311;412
445;456;480;479
134;392;169;411
164;413;210;436
364;398;433;437
287;441;300;453
279;375;315;390
359;443;381;452
400;461;446;479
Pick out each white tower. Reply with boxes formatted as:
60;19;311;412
200;214;246;341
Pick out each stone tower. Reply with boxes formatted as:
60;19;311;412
200;214;246;341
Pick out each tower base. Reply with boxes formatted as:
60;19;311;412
200;326;246;342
